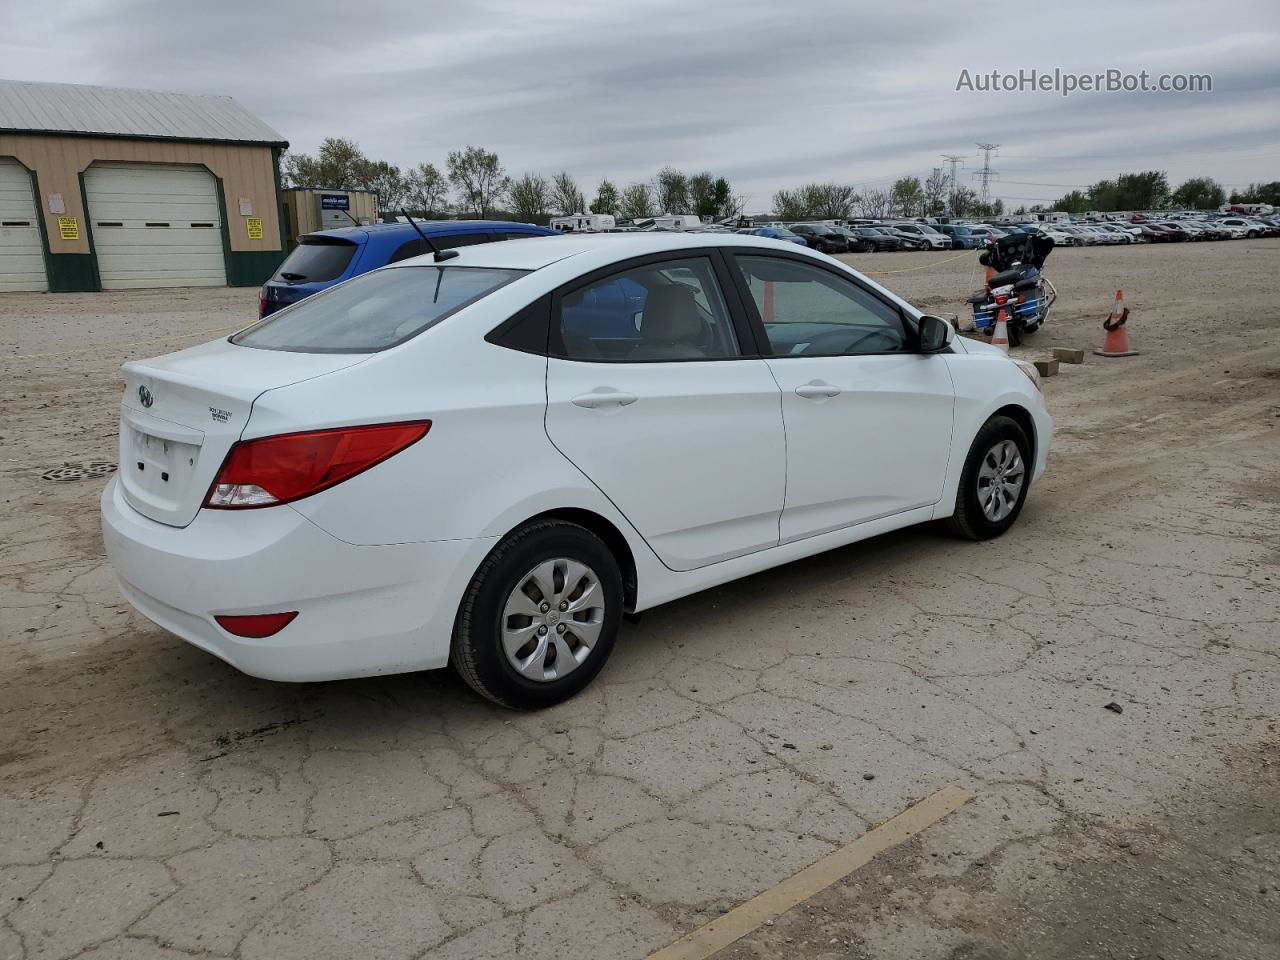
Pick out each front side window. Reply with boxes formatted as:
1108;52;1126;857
234;266;527;353
734;255;910;357
555;257;740;362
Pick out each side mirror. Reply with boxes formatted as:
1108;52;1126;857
918;315;956;353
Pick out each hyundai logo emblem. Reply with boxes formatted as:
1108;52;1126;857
138;385;154;408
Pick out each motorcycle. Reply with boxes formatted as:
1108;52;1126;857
968;232;1057;346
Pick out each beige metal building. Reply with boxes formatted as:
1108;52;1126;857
282;187;378;250
0;79;288;292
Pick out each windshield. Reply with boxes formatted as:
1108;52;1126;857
272;237;358;284
234;265;527;353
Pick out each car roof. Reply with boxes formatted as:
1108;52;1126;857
302;220;553;243
392;230;829;272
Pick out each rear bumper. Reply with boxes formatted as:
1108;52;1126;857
101;476;494;681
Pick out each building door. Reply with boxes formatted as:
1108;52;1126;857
84;163;227;289
0;158;48;292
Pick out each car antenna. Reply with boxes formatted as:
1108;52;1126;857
400;208;457;262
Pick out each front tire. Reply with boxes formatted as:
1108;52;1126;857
945;416;1032;541
452;520;622;708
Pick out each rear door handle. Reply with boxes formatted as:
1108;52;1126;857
795;381;841;400
571;390;639;409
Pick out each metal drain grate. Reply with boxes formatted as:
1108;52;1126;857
42;461;118;482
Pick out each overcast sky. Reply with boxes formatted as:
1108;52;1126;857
2;0;1276;210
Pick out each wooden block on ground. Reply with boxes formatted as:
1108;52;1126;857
1034;358;1059;377
1052;348;1085;364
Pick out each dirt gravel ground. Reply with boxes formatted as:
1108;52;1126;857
1;239;1278;960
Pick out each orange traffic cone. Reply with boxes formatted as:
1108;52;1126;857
990;304;1010;353
1094;289;1138;357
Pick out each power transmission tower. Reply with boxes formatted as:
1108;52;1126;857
974;143;1000;202
941;154;965;216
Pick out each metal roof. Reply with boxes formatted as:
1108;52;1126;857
0;80;287;146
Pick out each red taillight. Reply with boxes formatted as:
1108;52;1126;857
205;421;431;509
258;287;268;318
995;294;1009;305
215;612;298;638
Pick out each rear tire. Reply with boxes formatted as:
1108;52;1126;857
452;520;622;709
945;416;1032;541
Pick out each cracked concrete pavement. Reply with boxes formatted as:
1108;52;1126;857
2;240;1278;958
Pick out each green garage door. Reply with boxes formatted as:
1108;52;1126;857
84;162;227;289
0;158;48;292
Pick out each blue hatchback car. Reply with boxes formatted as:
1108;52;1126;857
259;220;558;317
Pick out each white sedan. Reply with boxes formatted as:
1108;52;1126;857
102;233;1052;708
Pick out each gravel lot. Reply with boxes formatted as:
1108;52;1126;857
2;239;1277;960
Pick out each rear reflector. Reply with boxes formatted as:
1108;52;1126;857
205;420;431;509
215;612;298;638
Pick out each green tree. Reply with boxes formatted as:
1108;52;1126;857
282;137;368;188
619;183;654;220
1054;189;1090;214
654;167;689;214
358;160;408;213
403;163;450;216
1169;177;1225;210
447;146;509;217
890;176;925;217
687;172;715;218
592;179;620;216
707;177;733;220
1228;181;1280;206
508;173;551;224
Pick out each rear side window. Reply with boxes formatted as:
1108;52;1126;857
233;266;527;353
387;232;495;264
555;257;740;362
272;237;357;283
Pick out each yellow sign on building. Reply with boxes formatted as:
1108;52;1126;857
58;216;79;240
246;217;264;240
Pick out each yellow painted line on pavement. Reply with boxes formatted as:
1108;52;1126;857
647;785;973;960
861;250;972;277
1;323;246;362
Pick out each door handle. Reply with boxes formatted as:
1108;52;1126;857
795;381;841;400
571;390;639;409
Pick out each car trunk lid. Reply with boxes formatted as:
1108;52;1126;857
118;339;368;527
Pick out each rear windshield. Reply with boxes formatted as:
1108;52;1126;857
272;237;357;284
233;266;527;353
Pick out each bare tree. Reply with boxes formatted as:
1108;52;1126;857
549;171;586;216
508;173;551;224
858;188;891;219
924;168;949;217
809;183;858;219
619;183;654;220
446;145;510;218
773;188;810;220
404;162;450;216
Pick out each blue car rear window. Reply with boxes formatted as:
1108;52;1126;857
272;237;357;283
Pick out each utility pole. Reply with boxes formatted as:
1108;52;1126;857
941;154;965;216
974;143;999;203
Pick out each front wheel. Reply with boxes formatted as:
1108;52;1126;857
452;520;622;708
945;416;1032;541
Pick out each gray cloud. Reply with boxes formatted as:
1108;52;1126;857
1;0;1276;210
